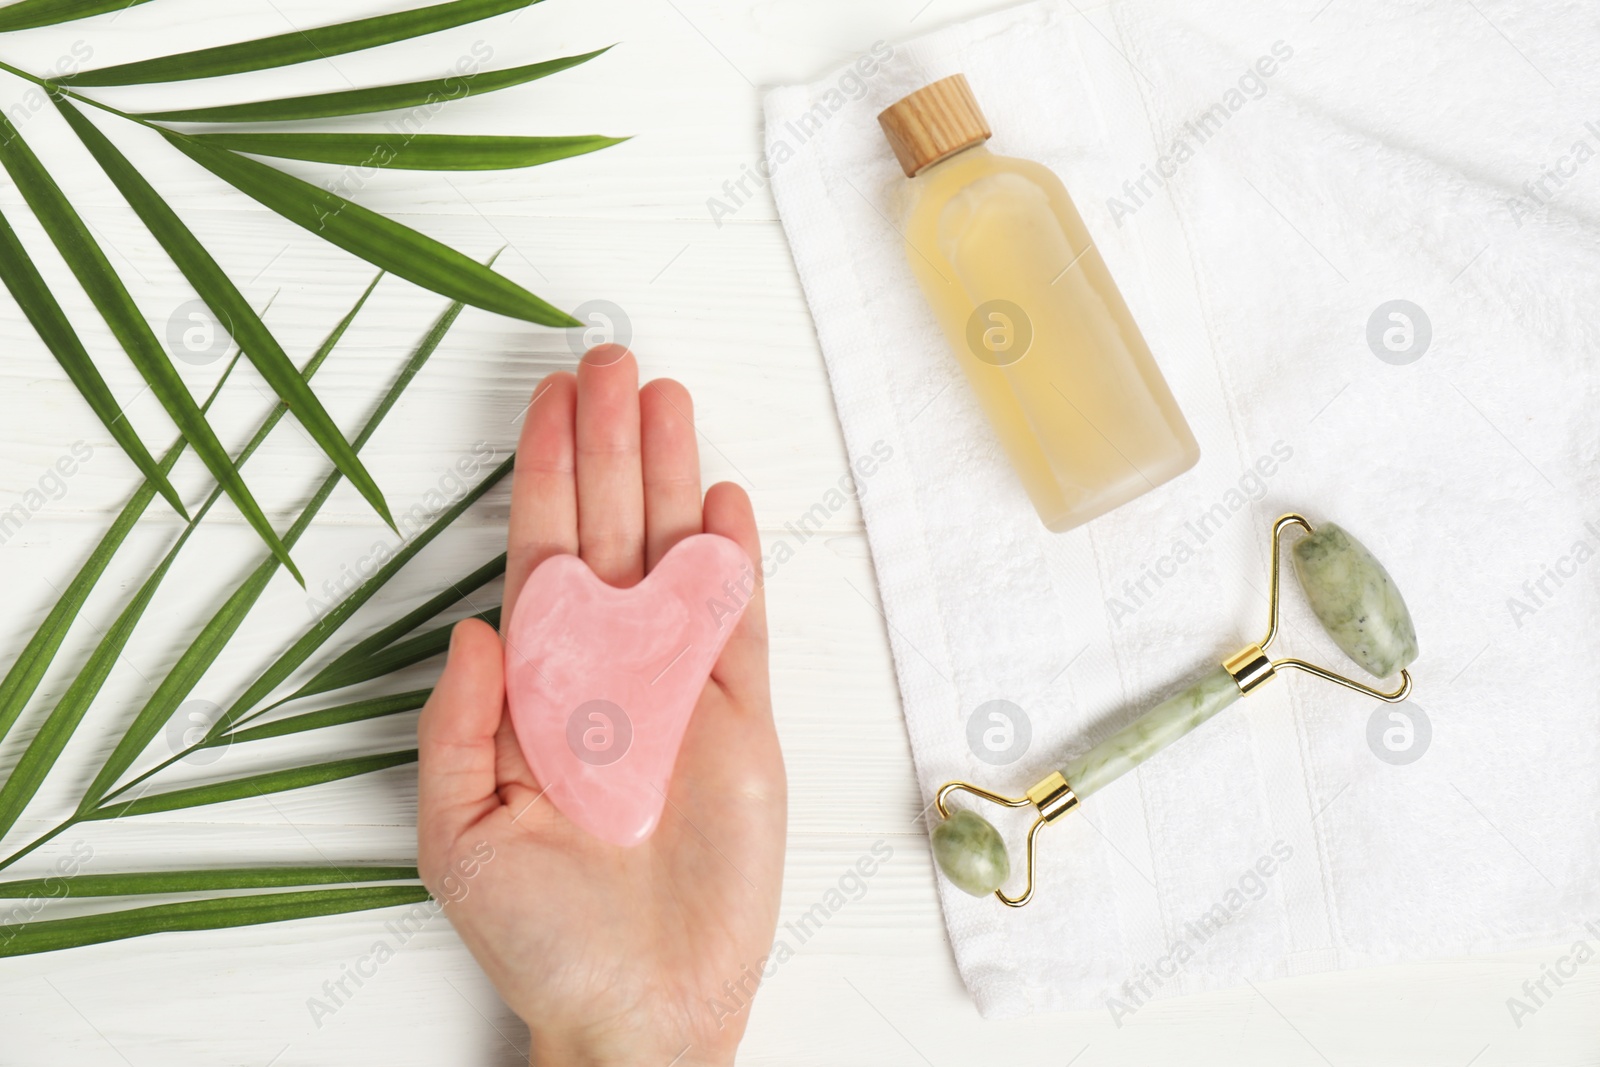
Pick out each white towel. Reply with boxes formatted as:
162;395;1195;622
763;0;1600;1019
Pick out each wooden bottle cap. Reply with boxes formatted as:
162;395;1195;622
878;74;992;177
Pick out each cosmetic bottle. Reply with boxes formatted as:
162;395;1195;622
879;75;1199;531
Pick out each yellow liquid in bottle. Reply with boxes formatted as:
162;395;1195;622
902;145;1200;531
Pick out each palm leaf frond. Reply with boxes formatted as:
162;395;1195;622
77;281;473;811
188;131;628;171
60;0;541;86
0;865;419;898
133;48;612;123
0;510;199;840
0;278;500;925
161;133;580;326
0;886;432;957
88;750;418;821
222;690;431;745
0;1;619;564
55;97;399;531
291;608;498;701
0;0;157;32
208;454;512;744
0;205;188;518
0;0;622;953
0;276;384;842
287;551;504;700
0;349;248;751
0;109;303;581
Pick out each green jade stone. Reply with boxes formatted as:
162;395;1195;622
1291;522;1419;678
1063;665;1241;799
931;808;1011;897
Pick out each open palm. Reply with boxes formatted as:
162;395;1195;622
417;346;785;1067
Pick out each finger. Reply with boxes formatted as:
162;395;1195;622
417;619;506;865
575;345;645;587
505;372;578;625
639;378;702;572
701;481;769;702
493;713;540;799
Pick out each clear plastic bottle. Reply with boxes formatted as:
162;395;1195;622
880;75;1200;532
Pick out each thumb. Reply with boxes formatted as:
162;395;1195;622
417;618;505;869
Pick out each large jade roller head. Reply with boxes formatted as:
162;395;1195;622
930;513;1418;907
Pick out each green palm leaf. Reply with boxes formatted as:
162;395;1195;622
0;865;418;898
88;456;509;815
1;268;374;844
0;279;482;877
0;886;432;957
292;608;497;700
133;48;611;123
188;132;627;171
162;132;579;326
0;4;613;578
88;750;417;821
0;0;622;952
288;552;504;700
55;97;398;531
0;0;155;32
0;205;188;519
0;281;378;843
79;287;490;809
221;690;431;745
0;510;198;841
62;0;540;86
0;110;303;583
211;456;512;741
0;350;246;751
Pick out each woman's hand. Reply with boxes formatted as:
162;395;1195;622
417;346;786;1066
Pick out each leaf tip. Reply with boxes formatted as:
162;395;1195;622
160;485;193;522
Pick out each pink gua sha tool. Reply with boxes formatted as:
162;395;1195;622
503;533;754;847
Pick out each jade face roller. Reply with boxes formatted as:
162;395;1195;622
931;513;1420;907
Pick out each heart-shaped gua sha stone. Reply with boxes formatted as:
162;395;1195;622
503;533;754;847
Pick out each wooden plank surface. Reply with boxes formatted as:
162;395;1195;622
0;1;1595;1064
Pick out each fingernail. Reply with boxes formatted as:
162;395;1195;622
582;343;628;367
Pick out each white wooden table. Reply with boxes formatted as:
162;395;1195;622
0;0;1595;1063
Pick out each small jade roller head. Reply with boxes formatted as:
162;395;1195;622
1290;522;1419;678
929;513;1419;907
932;809;1010;897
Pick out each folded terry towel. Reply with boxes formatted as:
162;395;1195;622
764;0;1600;1019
